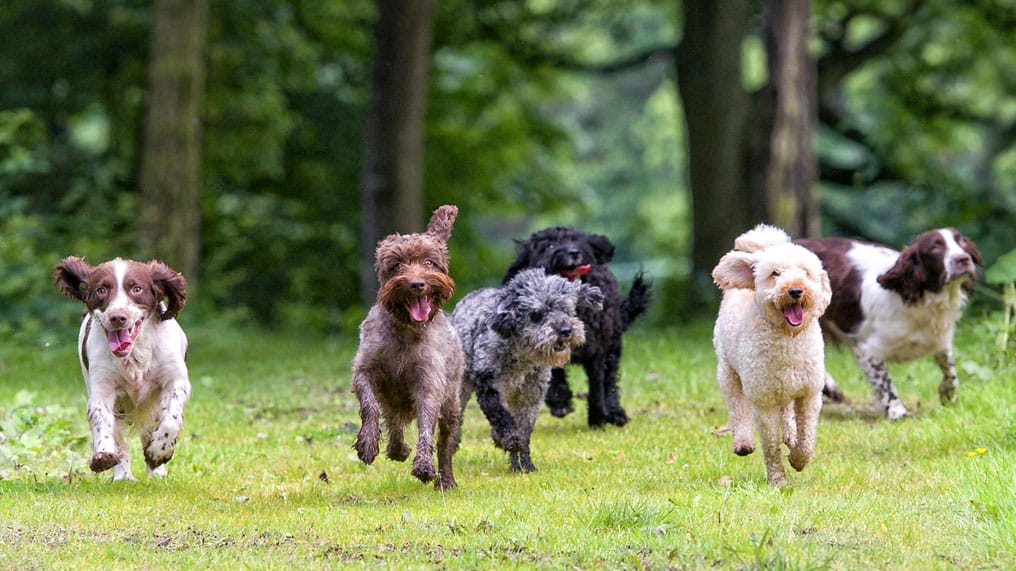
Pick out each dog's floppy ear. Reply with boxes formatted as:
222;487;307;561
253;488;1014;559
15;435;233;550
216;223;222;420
577;284;604;311
712;251;756;291
588;233;615;264
491;307;516;338
425;204;458;243
149;261;188;320
878;249;926;304
54;256;94;302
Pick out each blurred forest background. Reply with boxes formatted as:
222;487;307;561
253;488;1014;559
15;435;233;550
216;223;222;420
2;0;1015;341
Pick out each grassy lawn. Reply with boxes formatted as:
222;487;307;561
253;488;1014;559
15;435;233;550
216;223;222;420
1;316;1013;569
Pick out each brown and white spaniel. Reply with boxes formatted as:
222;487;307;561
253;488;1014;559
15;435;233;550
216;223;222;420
797;228;981;420
54;256;190;480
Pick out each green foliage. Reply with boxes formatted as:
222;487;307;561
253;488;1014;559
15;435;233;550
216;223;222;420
0;391;89;480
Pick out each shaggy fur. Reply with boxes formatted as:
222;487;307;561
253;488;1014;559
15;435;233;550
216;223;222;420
452;269;603;472
351;205;465;490
503;227;651;427
797;228;982;419
712;224;832;486
54;256;189;481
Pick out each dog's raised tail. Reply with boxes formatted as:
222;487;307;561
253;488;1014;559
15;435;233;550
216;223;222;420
621;270;652;331
733;224;792;253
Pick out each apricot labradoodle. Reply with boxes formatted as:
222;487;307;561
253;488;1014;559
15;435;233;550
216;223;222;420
712;224;831;486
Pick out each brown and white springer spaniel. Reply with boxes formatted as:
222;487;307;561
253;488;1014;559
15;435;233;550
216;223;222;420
797;228;982;420
55;256;190;480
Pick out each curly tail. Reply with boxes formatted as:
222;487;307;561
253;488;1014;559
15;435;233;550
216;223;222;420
621;271;652;331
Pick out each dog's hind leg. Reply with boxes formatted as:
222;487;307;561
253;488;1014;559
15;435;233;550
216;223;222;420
602;345;629;426
583;354;610;427
719;366;755;456
144;380;190;472
855;350;907;420
473;372;523;451
755;407;788;486
822;371;844;402
434;404;461;490
781;403;798;450
934;349;959;405
411;384;441;484
352;373;381;465
788;391;822;472
384;410;411;462
544;368;574;418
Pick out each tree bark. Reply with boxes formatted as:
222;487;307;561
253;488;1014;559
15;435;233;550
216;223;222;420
359;0;436;306
677;0;753;304
138;0;207;283
761;0;818;238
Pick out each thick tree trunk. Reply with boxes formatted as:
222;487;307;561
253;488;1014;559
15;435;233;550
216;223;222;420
761;0;818;238
359;0;436;306
138;0;207;282
677;0;753;304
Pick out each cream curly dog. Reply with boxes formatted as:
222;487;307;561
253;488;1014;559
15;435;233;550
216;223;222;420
712;224;831;486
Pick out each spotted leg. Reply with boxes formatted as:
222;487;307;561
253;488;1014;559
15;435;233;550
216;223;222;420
935;349;959;405
854;349;907;420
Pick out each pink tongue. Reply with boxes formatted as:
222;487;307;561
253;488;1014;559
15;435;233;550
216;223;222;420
783;304;804;326
408;298;432;322
106;328;133;353
562;264;592;281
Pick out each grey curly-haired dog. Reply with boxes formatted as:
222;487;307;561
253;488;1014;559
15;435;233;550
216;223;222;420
452;268;603;473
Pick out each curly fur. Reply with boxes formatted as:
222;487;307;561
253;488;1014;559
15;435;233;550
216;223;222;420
453;269;603;472
503;227;651;427
351;205;465;490
712;224;832;486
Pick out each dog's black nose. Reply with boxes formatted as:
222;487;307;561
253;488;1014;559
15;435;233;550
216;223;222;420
788;288;803;300
410;279;425;291
108;310;128;328
559;325;572;339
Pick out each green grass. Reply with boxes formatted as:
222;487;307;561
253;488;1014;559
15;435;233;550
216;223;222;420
1;316;1014;569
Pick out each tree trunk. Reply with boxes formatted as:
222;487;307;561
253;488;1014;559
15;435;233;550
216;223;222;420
677;0;753;304
138;0;207;283
359;0;436;306
761;0;818;238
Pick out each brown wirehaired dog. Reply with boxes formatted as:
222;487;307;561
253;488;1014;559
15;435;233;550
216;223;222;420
352;205;465;490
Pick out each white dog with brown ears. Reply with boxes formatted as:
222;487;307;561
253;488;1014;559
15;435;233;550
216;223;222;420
712;224;832;486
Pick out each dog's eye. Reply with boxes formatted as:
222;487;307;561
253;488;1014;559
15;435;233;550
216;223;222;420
424;259;434;268
130;285;144;295
95;286;108;296
529;311;543;323
770;270;781;278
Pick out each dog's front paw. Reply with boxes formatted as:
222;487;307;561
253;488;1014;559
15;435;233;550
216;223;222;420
886;399;909;421
498;431;525;452
90;452;119;473
549;404;574;418
788;448;811;472
354;435;379;465
411;457;436;483
386;440;411;462
605;406;629;427
939;384;958;405
509;451;536;473
144;430;178;469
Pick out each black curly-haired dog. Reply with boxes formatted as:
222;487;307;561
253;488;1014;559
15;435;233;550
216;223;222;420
503;227;652;427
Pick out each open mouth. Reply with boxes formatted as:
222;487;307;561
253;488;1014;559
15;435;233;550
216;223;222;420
559;264;592;281
107;320;142;357
553;341;569;353
782;303;804;327
407;297;432;323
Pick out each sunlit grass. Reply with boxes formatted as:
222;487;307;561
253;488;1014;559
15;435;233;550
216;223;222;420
1;316;1013;568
